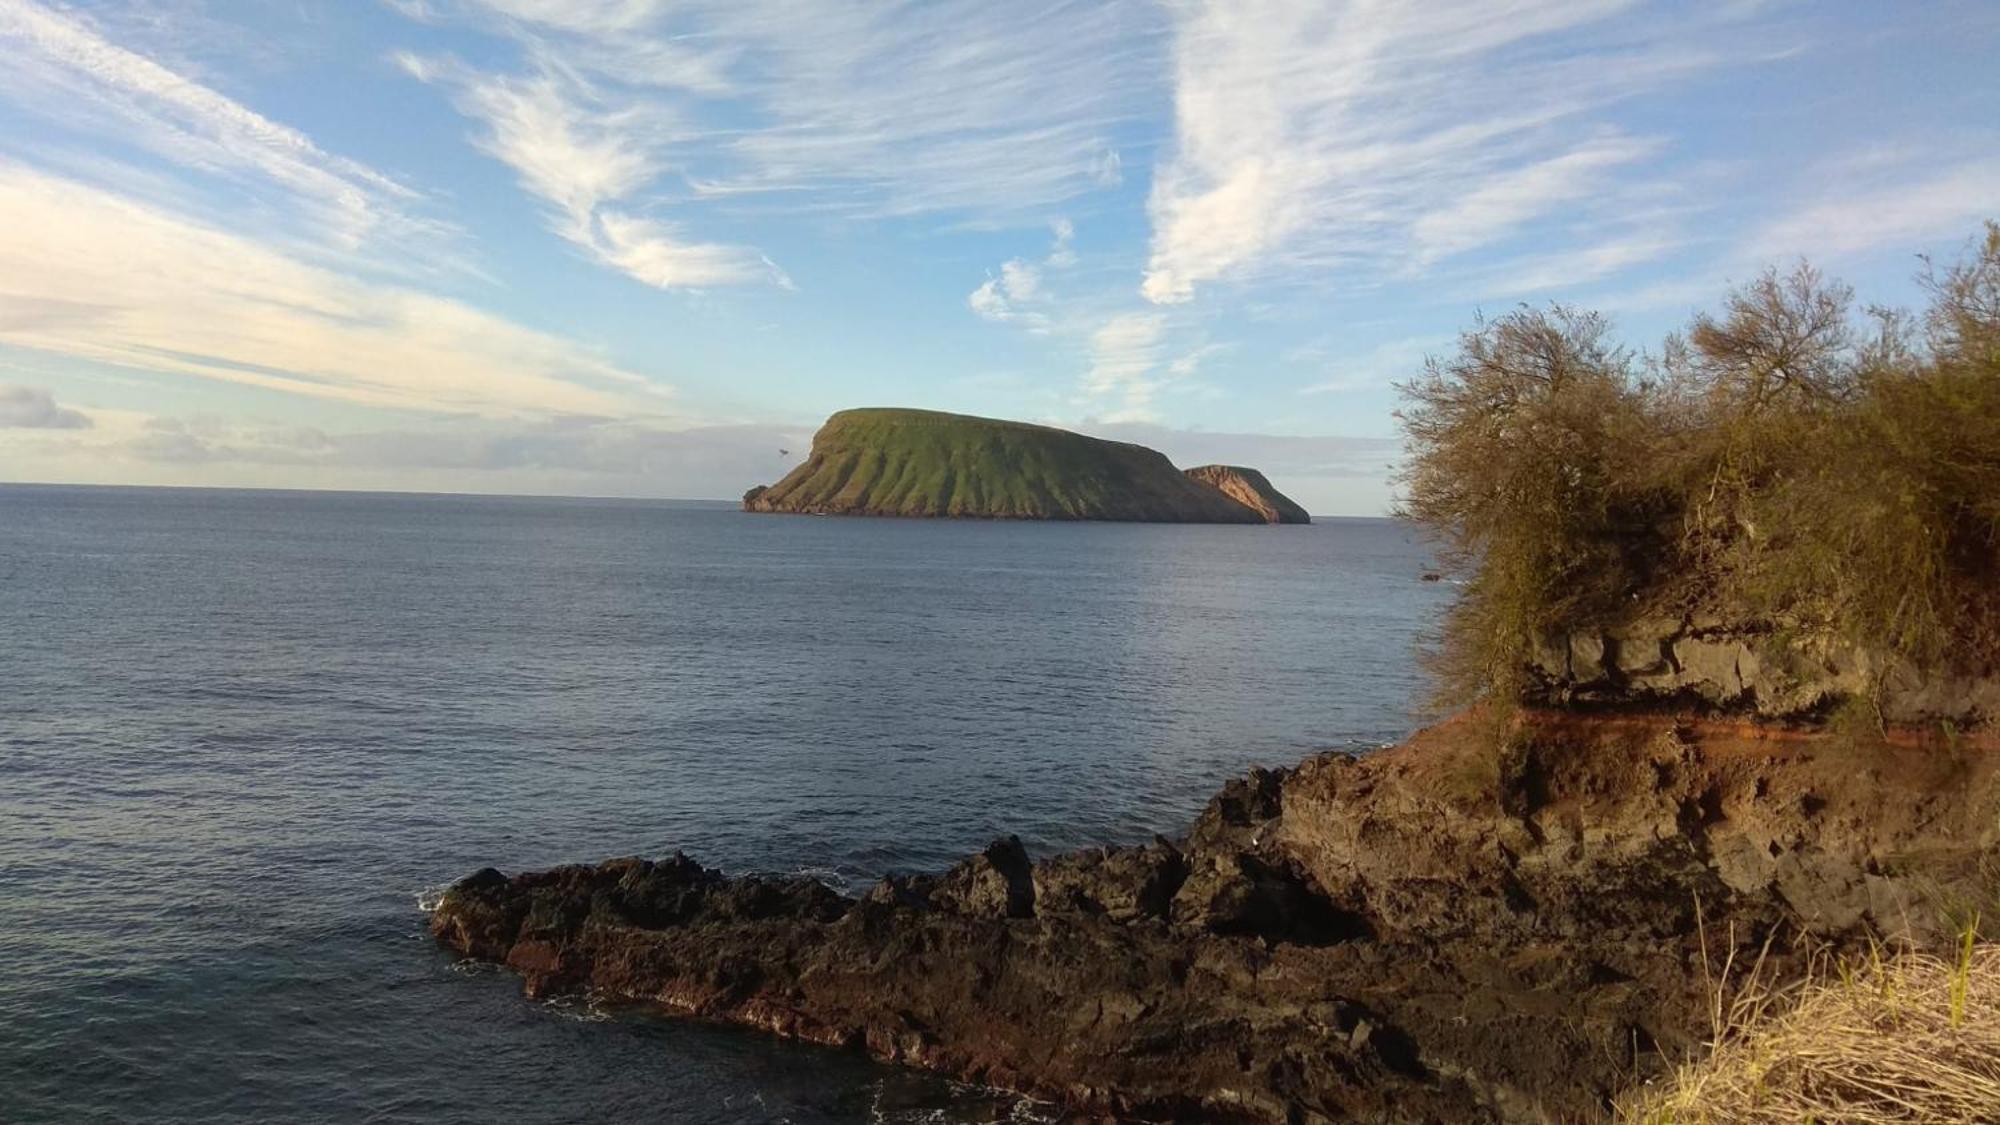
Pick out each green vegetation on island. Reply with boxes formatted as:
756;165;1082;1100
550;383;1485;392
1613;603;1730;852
1400;222;2000;715
743;407;1309;524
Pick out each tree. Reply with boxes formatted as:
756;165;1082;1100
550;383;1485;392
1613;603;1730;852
1397;306;1665;699
1397;223;2000;705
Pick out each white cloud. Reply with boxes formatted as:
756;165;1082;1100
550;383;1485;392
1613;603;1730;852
0;0;424;250
998;259;1042;303
1166;341;1228;379
1408;133;1659;266
0;383;91;428
0;163;662;418
1583;154;2000;316
1139;0;1761;304
1748;158;2000;262
594;210;793;290
1471;233;1685;298
1047;218;1078;267
395;0;1156;249
472;0;669;36
967;270;1049;332
399;53;780;289
1085;313;1166;393
1081;312;1170;421
966;220;1082;332
701;3;1157;218
1091;149;1124;188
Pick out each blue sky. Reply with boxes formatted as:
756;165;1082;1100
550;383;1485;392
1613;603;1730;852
0;0;1996;514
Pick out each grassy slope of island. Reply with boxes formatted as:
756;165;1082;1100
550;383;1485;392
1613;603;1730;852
742;407;1305;523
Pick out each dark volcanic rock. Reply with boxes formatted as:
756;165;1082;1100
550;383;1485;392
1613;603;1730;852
432;713;2000;1122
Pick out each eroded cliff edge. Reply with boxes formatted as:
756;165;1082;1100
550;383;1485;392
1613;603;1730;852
1183;465;1311;525
1526;616;2000;727
431;712;2000;1123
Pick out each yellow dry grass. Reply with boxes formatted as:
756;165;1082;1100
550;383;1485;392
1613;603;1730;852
1620;925;2000;1124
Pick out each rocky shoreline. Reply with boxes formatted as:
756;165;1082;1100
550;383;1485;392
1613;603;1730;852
432;711;1998;1122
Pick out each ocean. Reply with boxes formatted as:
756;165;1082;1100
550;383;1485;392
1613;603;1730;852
0;484;1447;1123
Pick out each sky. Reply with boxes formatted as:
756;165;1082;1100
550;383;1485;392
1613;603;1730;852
0;1;1996;515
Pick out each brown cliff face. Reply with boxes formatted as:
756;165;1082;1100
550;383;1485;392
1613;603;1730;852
431;713;1999;1122
1183;465;1311;524
1528;617;2000;726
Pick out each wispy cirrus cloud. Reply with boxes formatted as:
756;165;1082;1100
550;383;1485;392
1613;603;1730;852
1080;311;1173;422
390;0;1156;291
1580;151;2000;317
1468;233;1688;299
0;2;709;441
0;0;430;253
0;163;661;418
1139;0;1772;305
1407;133;1660;267
1746;156;2000;263
396;52;786;290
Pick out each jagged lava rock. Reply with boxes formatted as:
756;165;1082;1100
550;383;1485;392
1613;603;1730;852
432;713;2000;1122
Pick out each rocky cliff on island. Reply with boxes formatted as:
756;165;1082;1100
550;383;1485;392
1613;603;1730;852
431;712;1998;1122
1183;465;1312;525
742;408;1310;524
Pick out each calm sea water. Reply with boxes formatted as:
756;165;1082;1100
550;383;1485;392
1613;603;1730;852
0;485;1446;1124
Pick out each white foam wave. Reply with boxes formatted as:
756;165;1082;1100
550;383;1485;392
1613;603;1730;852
539;990;612;1023
414;883;449;913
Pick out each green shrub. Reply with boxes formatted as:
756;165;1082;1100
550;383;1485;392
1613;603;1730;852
1397;305;1676;700
1400;223;2000;704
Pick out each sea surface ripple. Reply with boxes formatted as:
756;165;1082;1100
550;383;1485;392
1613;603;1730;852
0;485;1445;1123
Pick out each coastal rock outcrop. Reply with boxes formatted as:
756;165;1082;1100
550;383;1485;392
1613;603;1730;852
1528;617;2000;726
432;712;2000;1122
1182;465;1311;525
742;408;1308;523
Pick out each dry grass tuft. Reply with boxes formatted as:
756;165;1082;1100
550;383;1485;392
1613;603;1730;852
1621;925;2000;1123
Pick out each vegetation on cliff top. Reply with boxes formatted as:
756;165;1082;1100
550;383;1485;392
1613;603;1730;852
744;408;1297;523
1400;222;2000;705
